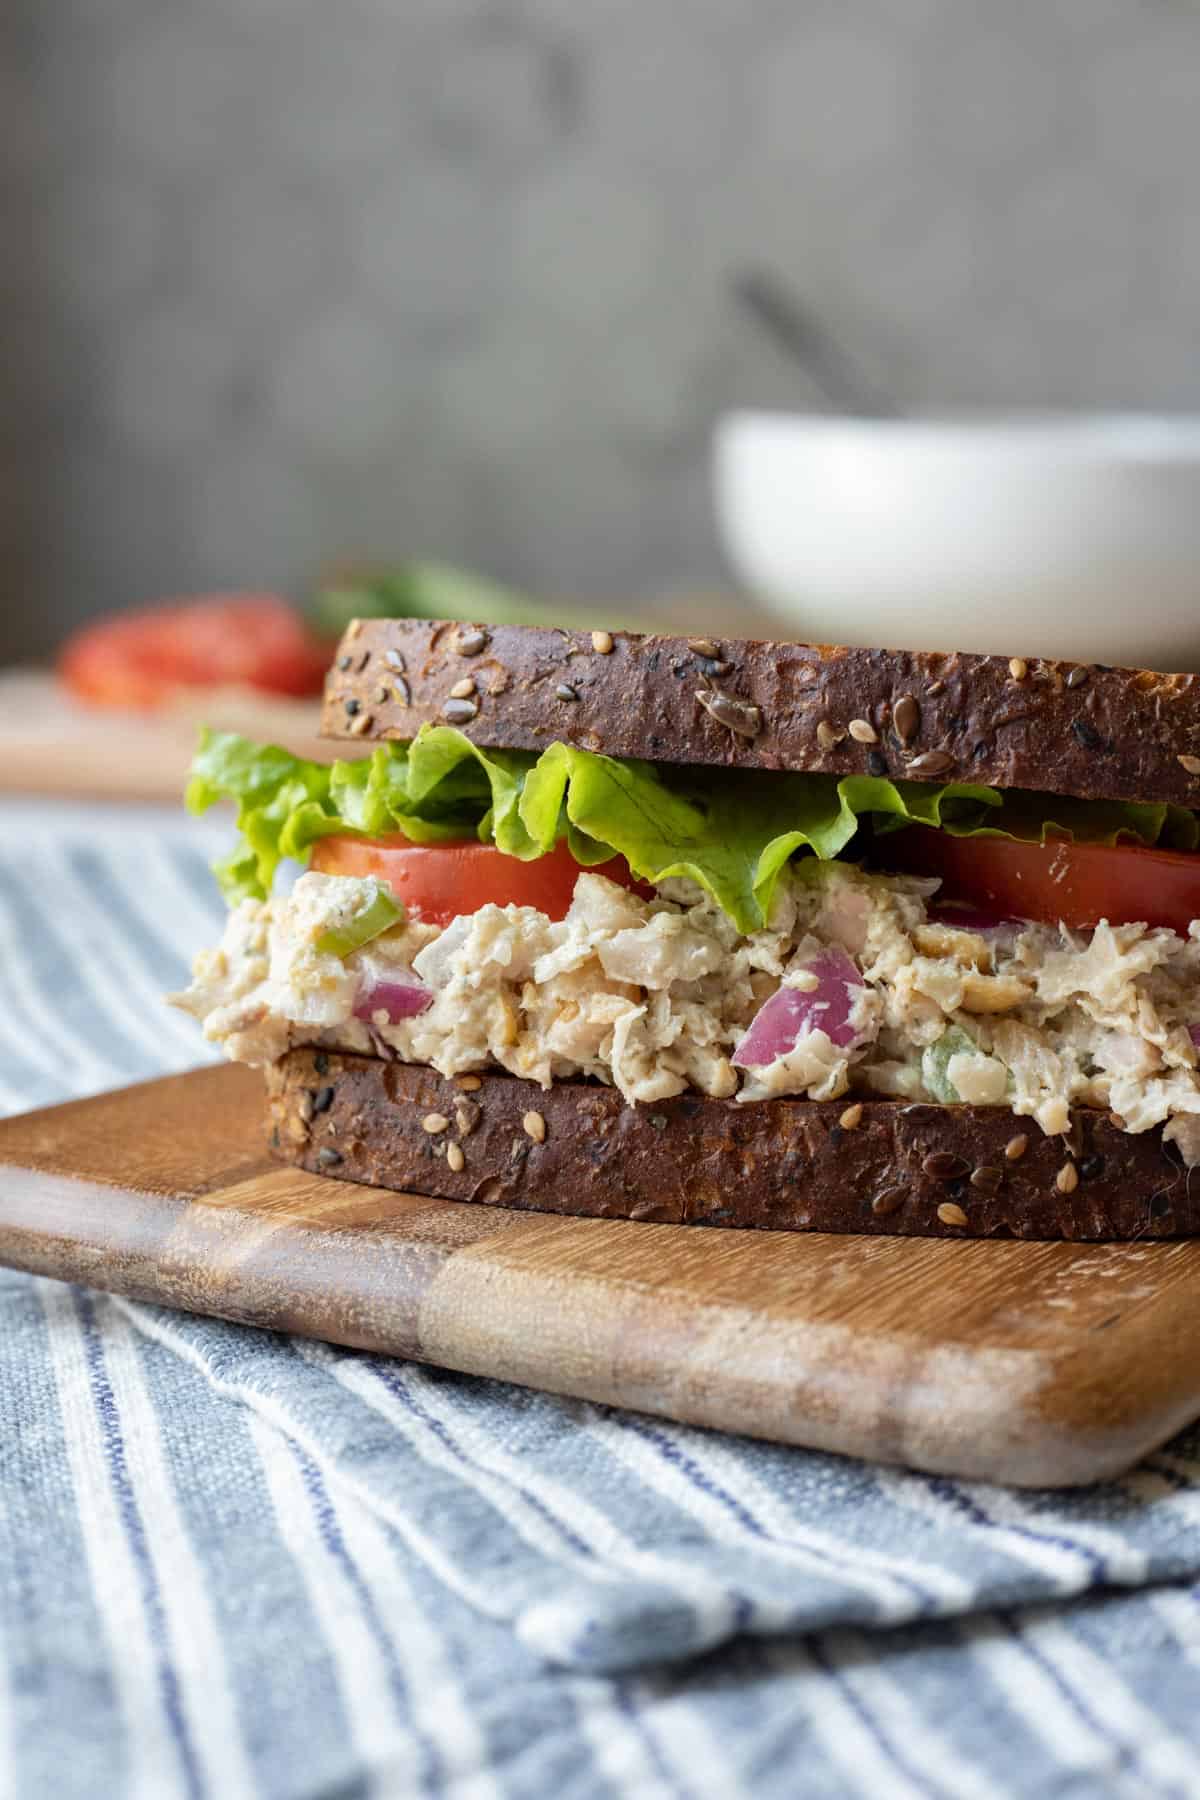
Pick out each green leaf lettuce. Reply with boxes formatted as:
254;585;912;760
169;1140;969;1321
186;726;1197;932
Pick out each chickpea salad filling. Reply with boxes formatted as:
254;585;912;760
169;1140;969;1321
173;726;1200;1150
173;860;1200;1148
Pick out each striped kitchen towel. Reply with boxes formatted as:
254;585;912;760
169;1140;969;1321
4;805;1200;1798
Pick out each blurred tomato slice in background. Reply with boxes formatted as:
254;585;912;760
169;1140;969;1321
59;594;334;709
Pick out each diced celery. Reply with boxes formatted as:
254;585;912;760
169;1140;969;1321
315;883;402;958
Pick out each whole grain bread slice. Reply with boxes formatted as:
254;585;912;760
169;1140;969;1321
267;1049;1195;1241
321;619;1200;808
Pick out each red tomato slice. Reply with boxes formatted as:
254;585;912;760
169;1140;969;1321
310;835;652;925
882;825;1200;934
59;594;333;709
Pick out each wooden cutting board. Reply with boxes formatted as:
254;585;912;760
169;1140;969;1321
0;670;333;800
3;1063;1199;1488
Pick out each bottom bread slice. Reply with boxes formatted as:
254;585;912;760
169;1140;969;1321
265;1048;1198;1241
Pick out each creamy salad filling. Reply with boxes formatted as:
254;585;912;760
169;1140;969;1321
171;863;1200;1143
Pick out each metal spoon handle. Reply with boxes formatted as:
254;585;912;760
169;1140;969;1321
732;268;899;419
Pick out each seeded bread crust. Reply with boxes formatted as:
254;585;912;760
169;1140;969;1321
320;619;1200;808
266;1049;1198;1241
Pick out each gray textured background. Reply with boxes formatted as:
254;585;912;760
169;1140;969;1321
4;0;1200;661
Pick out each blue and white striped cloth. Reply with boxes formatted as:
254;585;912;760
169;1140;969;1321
5;802;1200;1799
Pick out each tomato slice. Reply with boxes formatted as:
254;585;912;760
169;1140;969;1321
310;835;652;925
882;825;1200;934
59;594;333;709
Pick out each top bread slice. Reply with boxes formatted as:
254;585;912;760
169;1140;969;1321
321;619;1200;809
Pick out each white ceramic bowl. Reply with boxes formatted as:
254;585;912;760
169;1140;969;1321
713;411;1200;671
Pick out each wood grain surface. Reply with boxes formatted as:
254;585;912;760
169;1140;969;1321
0;670;333;800
3;1064;1200;1487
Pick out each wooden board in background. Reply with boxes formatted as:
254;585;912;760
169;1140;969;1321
0;670;333;801
2;1064;1199;1488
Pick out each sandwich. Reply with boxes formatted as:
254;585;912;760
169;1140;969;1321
172;619;1200;1239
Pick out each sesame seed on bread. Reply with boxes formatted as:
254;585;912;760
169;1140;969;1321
268;1049;1194;1242
319;619;1200;810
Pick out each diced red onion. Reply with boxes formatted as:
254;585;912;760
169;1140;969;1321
1188;1023;1200;1051
353;973;432;1024
927;900;1026;934
733;948;864;1068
